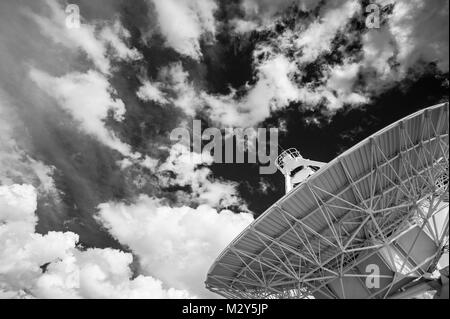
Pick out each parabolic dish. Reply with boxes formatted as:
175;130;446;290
205;103;449;299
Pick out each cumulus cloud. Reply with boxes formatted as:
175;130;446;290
0;184;76;297
34;248;189;299
150;0;217;60
97;195;253;298
0;184;189;299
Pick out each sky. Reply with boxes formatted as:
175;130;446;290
0;0;448;298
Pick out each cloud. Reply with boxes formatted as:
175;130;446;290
27;0;141;74
25;0;164;169
201;51;367;126
203;54;300;126
0;184;77;296
160;51;367;127
158;143;242;208
98;19;143;62
236;0;320;31
29;69;135;157
97;195;253;298
0;184;190;299
159;62;202;116
295;0;361;64
165;1;366;126
0;91;57;195
149;0;217;60
361;0;449;79
34;248;189;299
361;28;397;79
230;19;260;34
1;1;250;299
0;147;58;195
136;80;168;104
387;0;449;73
197;0;447;126
23;0;162;170
311;61;368;110
28;68;163;172
135;1;376;127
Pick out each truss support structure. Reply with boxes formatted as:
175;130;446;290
206;103;449;299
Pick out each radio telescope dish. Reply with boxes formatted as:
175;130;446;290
205;103;449;299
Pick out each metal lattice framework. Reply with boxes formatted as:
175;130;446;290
205;103;449;299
